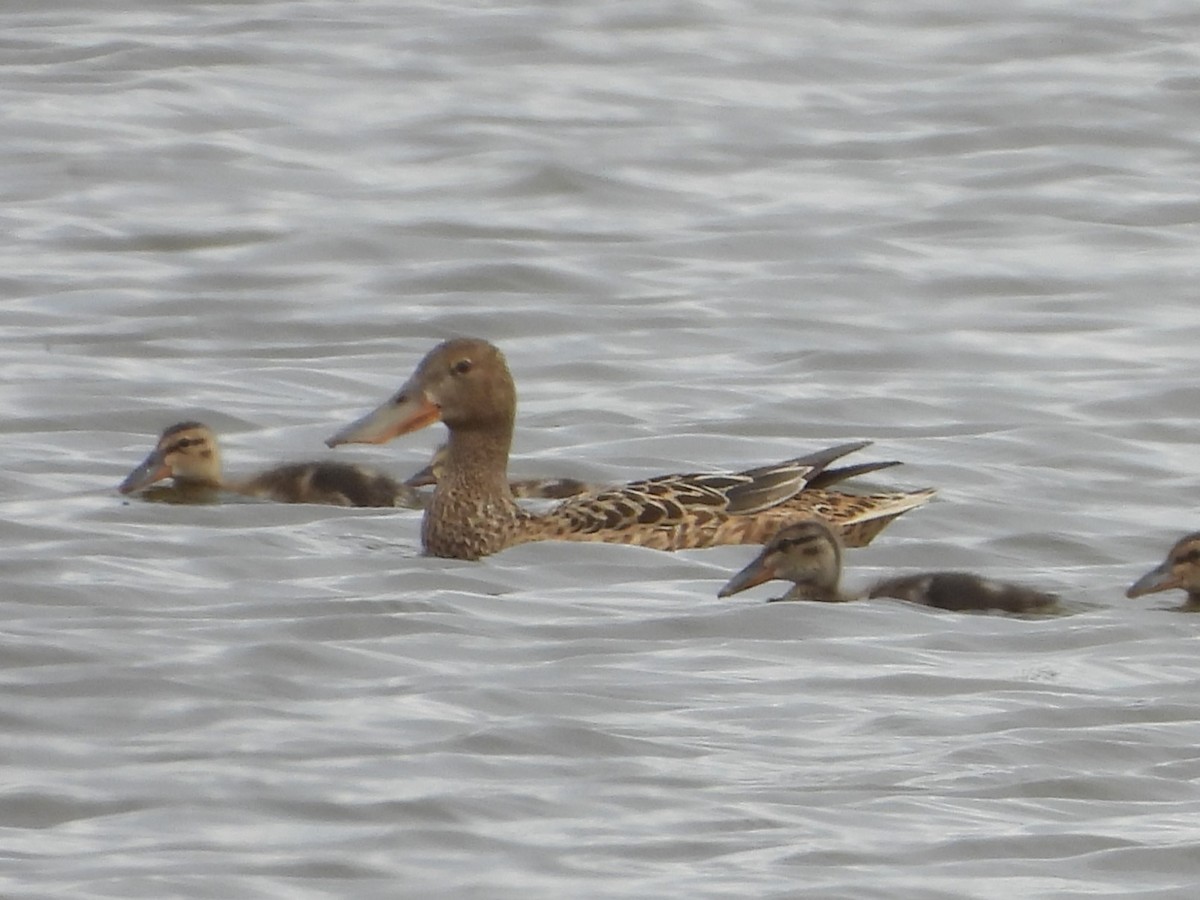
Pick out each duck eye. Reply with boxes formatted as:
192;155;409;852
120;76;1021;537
452;359;473;375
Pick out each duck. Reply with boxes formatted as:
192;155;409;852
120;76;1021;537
718;518;1058;613
1126;532;1200;610
404;443;598;500
119;421;421;507
325;337;935;560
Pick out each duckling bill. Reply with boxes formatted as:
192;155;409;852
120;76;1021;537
719;518;1058;613
1126;532;1200;610
119;421;419;507
718;518;849;602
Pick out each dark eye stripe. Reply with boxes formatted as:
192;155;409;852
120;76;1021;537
779;534;823;551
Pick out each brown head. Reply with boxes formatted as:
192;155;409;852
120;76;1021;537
718;518;844;601
326;338;516;448
118;421;222;493
1127;532;1200;602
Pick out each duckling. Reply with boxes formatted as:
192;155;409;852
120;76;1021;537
719;518;851;602
719;518;1058;613
867;571;1058;613
1126;532;1200;610
404;443;597;500
118;421;421;507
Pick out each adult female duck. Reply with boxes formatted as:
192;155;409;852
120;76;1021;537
326;338;934;560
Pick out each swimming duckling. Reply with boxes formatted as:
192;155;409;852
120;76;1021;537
718;518;1059;613
404;443;597;500
1126;532;1200;611
118;421;421;507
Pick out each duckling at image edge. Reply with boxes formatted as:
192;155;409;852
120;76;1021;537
719;518;1059;613
1126;532;1200;611
118;421;421;507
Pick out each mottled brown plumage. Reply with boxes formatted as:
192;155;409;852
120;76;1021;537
1127;532;1200;611
720;518;1059;613
405;443;597;500
119;421;419;507
325;337;934;560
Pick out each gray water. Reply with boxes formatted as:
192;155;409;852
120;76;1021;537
5;2;1200;898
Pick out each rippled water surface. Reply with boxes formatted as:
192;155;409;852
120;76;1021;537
6;2;1200;898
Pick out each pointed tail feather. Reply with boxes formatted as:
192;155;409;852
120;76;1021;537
726;441;872;515
839;488;937;523
806;459;901;490
837;488;937;548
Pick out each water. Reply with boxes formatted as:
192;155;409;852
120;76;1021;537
4;2;1200;897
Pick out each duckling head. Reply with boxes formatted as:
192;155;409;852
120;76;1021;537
719;518;844;601
1126;532;1200;600
118;421;222;493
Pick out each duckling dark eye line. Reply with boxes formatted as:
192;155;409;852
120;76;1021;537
452;359;473;375
778;536;821;551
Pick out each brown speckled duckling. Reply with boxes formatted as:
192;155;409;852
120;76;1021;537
119;421;420;507
325;337;935;560
719;518;1058;613
1126;532;1200;611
